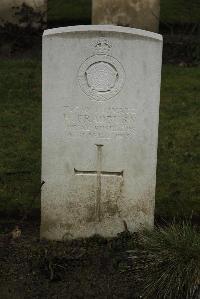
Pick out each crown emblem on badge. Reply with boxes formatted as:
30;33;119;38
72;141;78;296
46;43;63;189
94;39;112;55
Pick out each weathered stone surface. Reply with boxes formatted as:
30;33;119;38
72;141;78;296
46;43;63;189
92;0;160;32
41;25;163;240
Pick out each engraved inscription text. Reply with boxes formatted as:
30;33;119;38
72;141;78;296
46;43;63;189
64;106;136;139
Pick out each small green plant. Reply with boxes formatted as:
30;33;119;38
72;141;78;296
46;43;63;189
129;224;200;299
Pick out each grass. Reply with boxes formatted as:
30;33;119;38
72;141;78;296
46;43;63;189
0;60;199;219
47;0;200;25
128;224;200;298
156;65;200;219
0;60;41;217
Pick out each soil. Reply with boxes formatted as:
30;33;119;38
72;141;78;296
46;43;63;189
0;221;139;299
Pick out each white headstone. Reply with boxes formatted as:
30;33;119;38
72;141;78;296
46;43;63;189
41;25;163;240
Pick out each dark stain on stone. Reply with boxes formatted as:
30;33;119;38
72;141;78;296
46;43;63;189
102;200;119;217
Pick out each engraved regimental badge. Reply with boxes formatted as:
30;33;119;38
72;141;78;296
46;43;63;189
78;38;125;102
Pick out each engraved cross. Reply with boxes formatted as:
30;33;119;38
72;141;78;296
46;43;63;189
74;144;123;222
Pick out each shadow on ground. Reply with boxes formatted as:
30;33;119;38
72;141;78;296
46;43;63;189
0;221;139;299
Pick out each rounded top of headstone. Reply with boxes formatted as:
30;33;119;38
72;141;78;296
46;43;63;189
43;25;162;42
